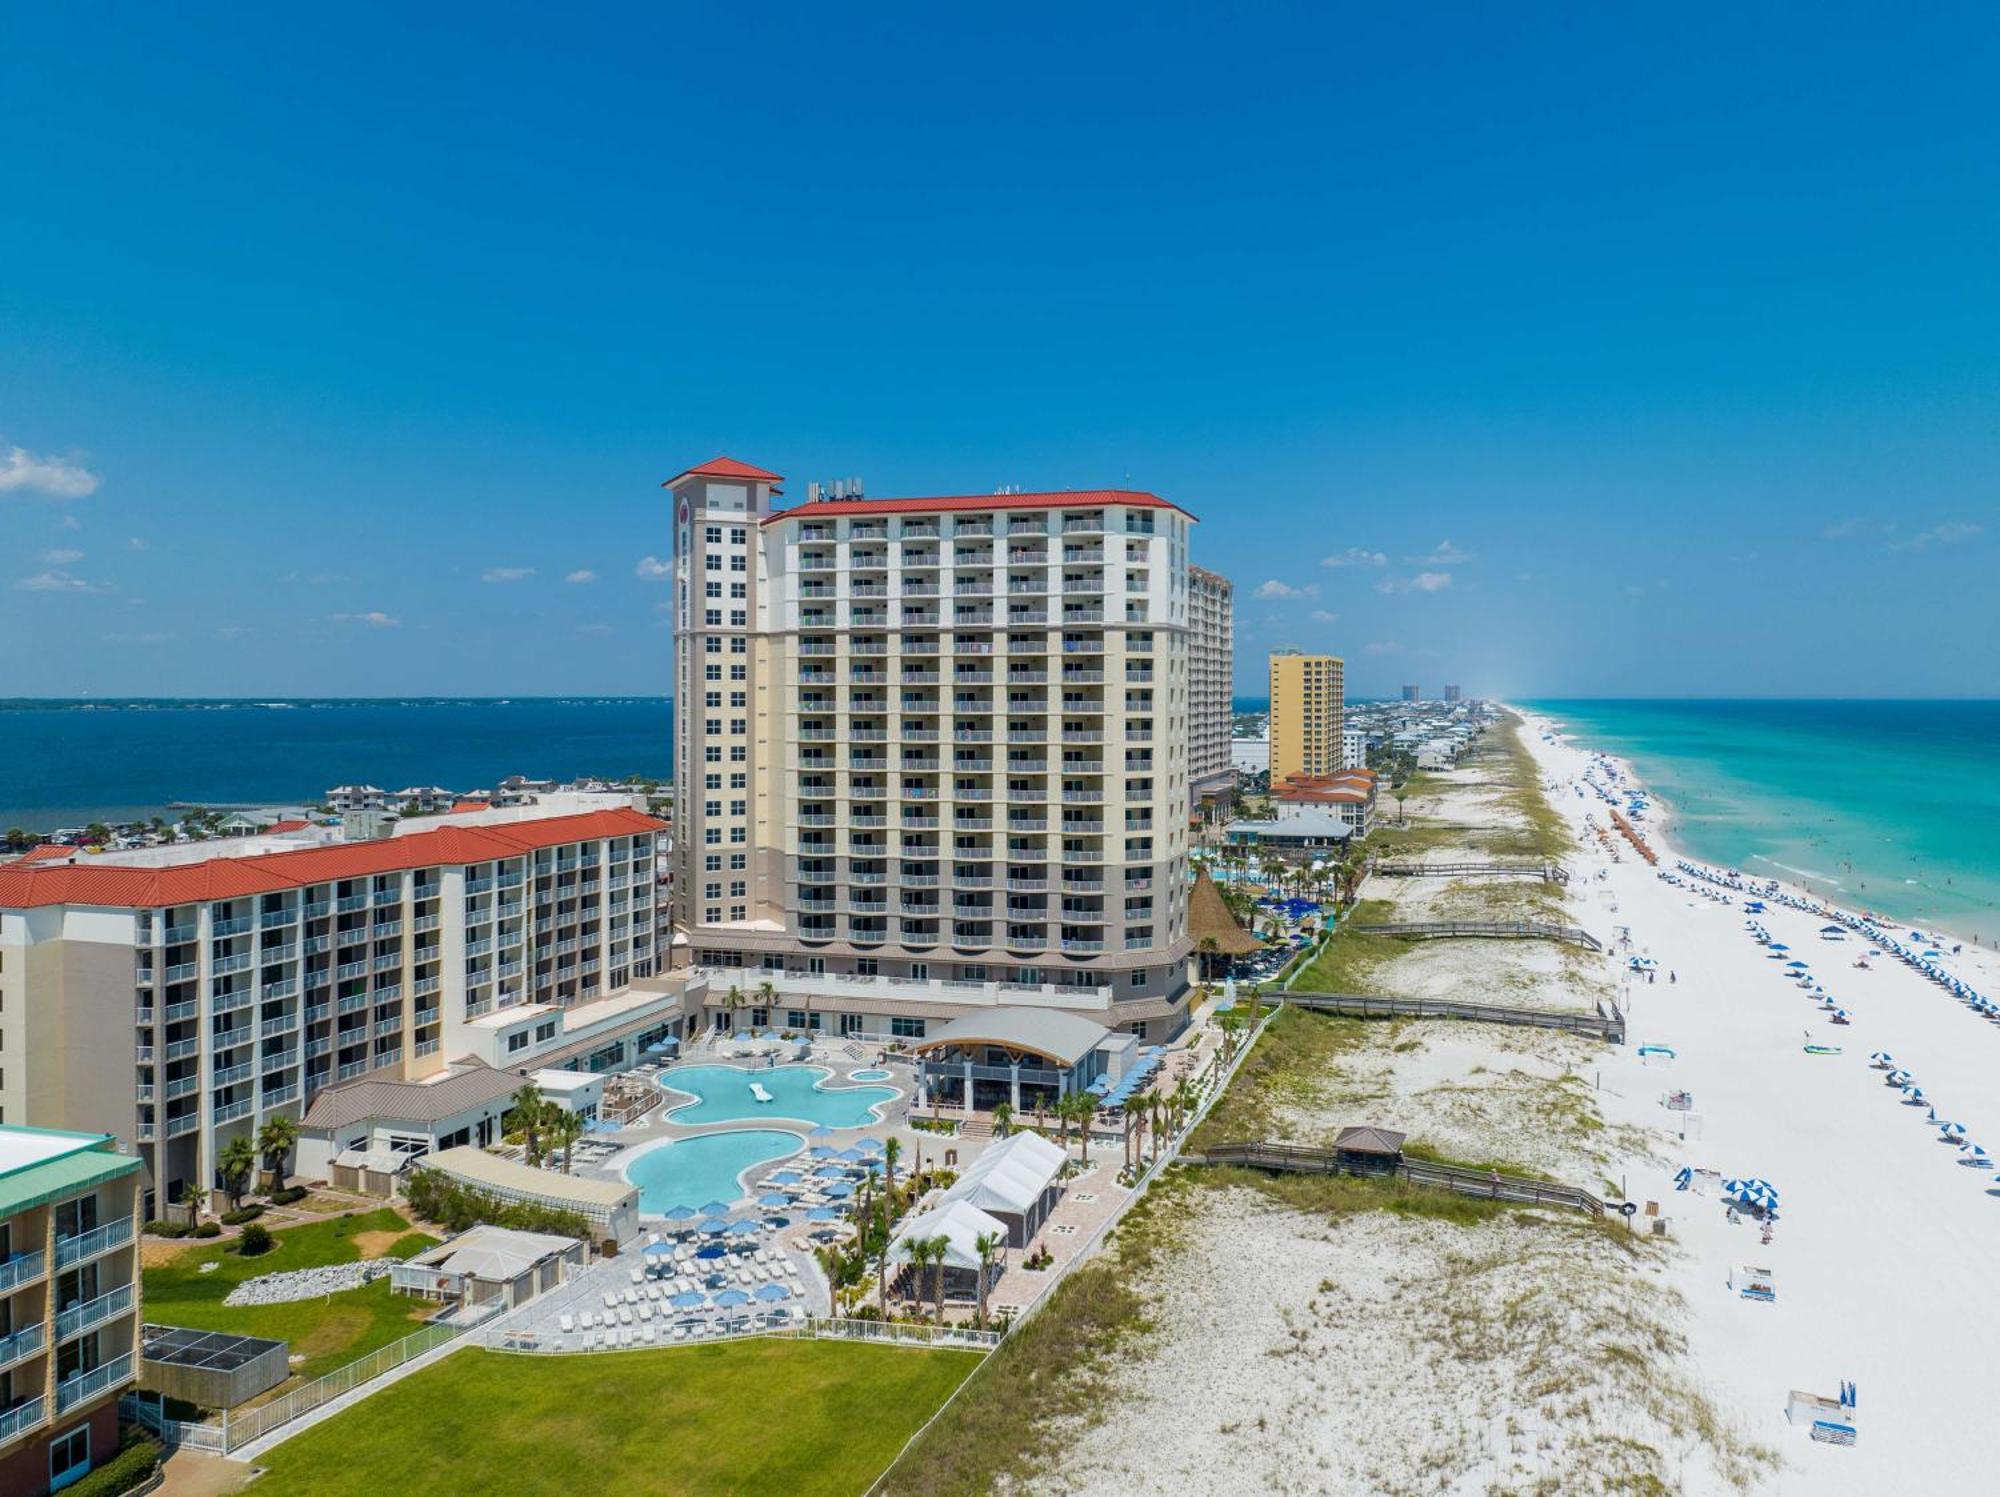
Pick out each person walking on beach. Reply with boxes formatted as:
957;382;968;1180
1669;970;1676;984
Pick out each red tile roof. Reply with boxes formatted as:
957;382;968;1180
265;819;312;834
760;488;1195;524
449;800;490;814
10;844;79;866
662;455;785;486
0;808;664;911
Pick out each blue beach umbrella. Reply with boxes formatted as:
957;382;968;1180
807;1206;841;1220
758;1192;790;1208
808;1124;834;1139
698;1199;733;1217
767;1169;802;1184
727;1219;760;1236
855;1138;884;1153
695;1242;727;1259
837;1146;868;1162
712;1288;751;1308
643;1240;674;1257
699;1217;730;1236
663;1204;699;1222
809;1146;838;1159
671;1290;707;1309
823;1181;854;1198
754;1281;792;1301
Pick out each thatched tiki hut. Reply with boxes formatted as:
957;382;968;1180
1189;868;1263;977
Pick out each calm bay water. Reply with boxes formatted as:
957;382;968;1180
0;698;672;829
1523;699;2000;937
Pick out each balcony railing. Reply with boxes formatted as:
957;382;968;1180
56;1352;134;1414
0;1321;46;1371
56;1283;134;1343
55;1216;134;1270
0;1395;47;1444
0;1248;48;1294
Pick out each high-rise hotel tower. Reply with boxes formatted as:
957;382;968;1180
667;457;1201;1041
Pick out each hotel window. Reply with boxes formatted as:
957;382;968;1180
729;800;746;816
729;881;746;897
704;800;721;816
705;906;721;922
729;581;746;598
704;829;721;845
731;528;747;544
890;1015;927;1039
705;610;722;625
705;525;722;543
704;664;721;680
705;582;722;598
705;691;722;708
705;882;721;898
705;555;720;571
705;719;721;735
704;774;721;790
703;638;720;654
730;905;747;920
729;827;746;844
729;691;747;707
730;610;746;625
728;853;746;870
730;637;746;653
704;746;721;763
703;854;722;871
730;555;746;572
729;663;746;680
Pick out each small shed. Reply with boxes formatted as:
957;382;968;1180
139;1324;290;1410
1333;1125;1407;1176
390;1225;584;1312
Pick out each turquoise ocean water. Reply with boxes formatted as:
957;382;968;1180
1521;700;2000;939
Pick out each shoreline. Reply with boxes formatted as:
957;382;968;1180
1522;707;1999;954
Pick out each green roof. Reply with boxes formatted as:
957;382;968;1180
0;1131;141;1217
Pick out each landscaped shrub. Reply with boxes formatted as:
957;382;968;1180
62;1427;160;1497
238;1223;274;1256
143;1219;190;1238
269;1185;309;1205
220;1205;265;1226
402;1165;589;1240
192;1221;222;1239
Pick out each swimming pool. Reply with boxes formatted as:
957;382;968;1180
848;1068;893;1082
621;1129;802;1214
657;1064;897;1128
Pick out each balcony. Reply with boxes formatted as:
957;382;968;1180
0;1248;48;1294
55;1216;134;1270
0;1395;46;1444
56;1283;135;1343
0;1320;46;1371
56;1352;134;1414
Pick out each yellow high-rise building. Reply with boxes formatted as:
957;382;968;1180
1268;650;1344;783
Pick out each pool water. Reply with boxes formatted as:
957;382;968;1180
621;1130;802;1214
658;1064;897;1128
848;1069;893;1082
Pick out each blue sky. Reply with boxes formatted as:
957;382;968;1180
3;3;1995;699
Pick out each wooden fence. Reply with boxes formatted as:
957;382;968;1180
1189;1140;1606;1216
1350;918;1602;952
1282;990;1625;1044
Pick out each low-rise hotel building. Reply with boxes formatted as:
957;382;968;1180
666;457;1204;1043
0;1127;143;1497
0;803;673;1216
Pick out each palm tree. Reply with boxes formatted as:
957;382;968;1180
724;984;746;1034
876;1220;894;1314
882;1135;902;1209
1196;934;1220;980
255;1115;299;1193
990;1101;1014;1139
546;1107;586;1174
923;1234;952;1324
1066;1093;1096;1165
3;827;28;851
510;1084;547;1166
217;1135;257;1212
755;978;778;1031
973;1230;1003;1330
1121;1094;1148;1171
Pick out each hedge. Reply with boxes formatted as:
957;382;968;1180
402;1166;589;1240
220;1205;265;1226
63;1428;160;1497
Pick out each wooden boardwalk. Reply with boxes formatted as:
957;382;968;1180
1351;918;1602;952
1372;860;1572;885
1189;1140;1606;1216
1284;990;1626;1044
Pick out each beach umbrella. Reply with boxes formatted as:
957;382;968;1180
1785;960;1809;969
837;1146;868;1162
814;1163;846;1177
807;1206;841;1220
808;1145;838;1159
698;1199;733;1217
758;1192;789;1208
766;1169;802;1184
1769;943;1789;952
808;1124;834;1139
699;1217;730;1236
754;1282;792;1302
855;1137;884;1153
823;1181;854;1198
663;1204;699;1221
643;1240;674;1257
695;1243;727;1259
712;1289;751;1308
671;1290;707;1309
727;1219;760;1237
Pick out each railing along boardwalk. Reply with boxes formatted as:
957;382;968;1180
1283;990;1626;1044
1351;918;1602;952
1372;860;1571;885
1189;1140;1606;1216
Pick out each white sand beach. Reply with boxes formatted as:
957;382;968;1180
1520;710;2000;1494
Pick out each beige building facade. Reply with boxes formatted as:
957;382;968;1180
1268;650;1345;782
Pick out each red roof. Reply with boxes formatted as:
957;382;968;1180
449;800;490;814
760;488;1196;524
662;455;784;486
265;819;311;834
11;844;79;866
0;807;665;911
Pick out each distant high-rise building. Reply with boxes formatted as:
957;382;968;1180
1187;566;1235;808
1442;684;1462;703
1269;651;1345;783
1401;684;1420;702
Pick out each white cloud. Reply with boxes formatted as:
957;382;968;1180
1364;640;1402;655
330;610;399;627
16;570;101;593
576;623;614;635
58;513;81;531
41;548;84;565
565;568;599;584
635;555;672;581
1376;571;1453;594
0;444;100;499
1253;579;1317;600
482;567;536;584
1410;539;1475;565
1320;547;1387;569
127;536;149;550
1820;517;1873;540
1309;609;1339;623
1893;521;1982;553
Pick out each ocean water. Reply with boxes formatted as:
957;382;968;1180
0;697;671;829
1523;700;2000;937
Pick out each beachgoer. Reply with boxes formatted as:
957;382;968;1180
1669;970;1676;984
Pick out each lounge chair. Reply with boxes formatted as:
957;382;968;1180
672;1324;688;1341
603;1292;618;1309
619;1306;634;1325
643;1324;657;1344
560;1313;575;1334
630;1267;644;1285
639;1303;654;1321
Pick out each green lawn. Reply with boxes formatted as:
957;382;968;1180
251;1340;983;1497
143;1208;439;1389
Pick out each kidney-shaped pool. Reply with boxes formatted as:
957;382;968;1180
620;1129;803;1214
